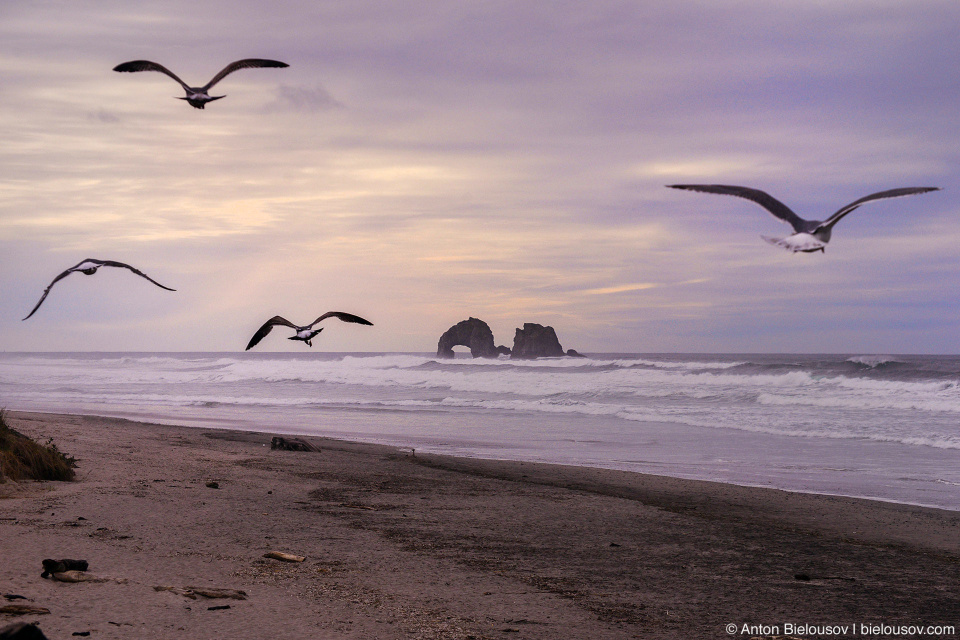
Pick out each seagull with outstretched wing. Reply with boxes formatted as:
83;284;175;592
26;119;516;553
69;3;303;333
245;312;374;350
113;58;289;109
667;184;940;252
23;259;176;320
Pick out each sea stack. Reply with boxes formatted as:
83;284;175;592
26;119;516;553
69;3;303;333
510;323;565;359
436;318;510;358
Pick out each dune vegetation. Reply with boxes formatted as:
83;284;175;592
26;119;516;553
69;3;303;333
0;411;76;482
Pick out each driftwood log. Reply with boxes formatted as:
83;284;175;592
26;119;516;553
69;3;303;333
263;551;306;562
153;586;247;600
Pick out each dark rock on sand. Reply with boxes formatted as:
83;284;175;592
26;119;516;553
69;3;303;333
0;623;50;640
270;437;320;452
41;558;87;578
511;323;565;359
437;318;510;359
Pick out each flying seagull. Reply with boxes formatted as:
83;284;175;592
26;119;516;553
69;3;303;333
113;58;289;109
23;259;176;320
667;184;940;253
245;312;374;350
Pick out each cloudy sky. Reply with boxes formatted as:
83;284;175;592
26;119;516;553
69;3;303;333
2;1;958;353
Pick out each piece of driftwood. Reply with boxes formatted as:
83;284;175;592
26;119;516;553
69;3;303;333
0;606;50;616
153;586;247;600
270;437;320;452
263;551;305;562
49;571;110;584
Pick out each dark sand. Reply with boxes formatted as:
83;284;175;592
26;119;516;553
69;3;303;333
1;411;957;639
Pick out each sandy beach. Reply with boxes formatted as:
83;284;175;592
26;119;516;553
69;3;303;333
1;411;957;639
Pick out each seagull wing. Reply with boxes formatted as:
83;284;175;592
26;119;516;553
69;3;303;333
668;184;807;232
816;187;941;233
113;60;192;92
21;264;85;320
245;316;299;351
98;260;176;291
201;59;289;91
306;311;374;329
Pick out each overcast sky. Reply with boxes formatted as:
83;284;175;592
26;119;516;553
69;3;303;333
2;1;958;353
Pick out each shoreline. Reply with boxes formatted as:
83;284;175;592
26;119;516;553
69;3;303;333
13;405;960;514
2;411;958;639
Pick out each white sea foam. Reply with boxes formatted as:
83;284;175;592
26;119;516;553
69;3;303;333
847;355;902;368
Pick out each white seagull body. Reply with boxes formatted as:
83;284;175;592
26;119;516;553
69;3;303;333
245;312;374;350
667;185;940;252
23;259;176;320
113;58;289;109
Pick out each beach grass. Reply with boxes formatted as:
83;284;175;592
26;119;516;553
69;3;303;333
0;409;76;482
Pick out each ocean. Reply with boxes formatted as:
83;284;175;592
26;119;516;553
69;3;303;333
1;351;958;510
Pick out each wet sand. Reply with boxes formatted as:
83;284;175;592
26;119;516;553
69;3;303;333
1;411;958;639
